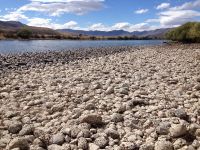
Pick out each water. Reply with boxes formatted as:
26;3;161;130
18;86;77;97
0;40;166;54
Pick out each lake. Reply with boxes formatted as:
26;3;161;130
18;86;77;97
0;40;166;54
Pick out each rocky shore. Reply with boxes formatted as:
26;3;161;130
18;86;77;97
0;44;200;150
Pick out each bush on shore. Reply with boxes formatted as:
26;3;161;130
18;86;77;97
165;22;200;43
17;28;32;39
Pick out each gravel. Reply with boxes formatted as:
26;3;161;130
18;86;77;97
0;44;200;149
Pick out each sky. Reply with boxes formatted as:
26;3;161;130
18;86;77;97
0;0;200;31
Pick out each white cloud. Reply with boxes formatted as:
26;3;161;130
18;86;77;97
135;9;148;14
112;22;130;30
18;0;105;16
156;3;170;10
27;18;79;29
89;23;108;31
88;22;157;32
0;11;28;21
147;0;200;27
170;0;200;10
31;0;104;2
159;10;200;26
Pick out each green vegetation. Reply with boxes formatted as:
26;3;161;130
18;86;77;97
166;22;200;43
17;28;32;39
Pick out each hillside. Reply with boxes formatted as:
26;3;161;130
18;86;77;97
0;21;65;39
0;20;171;40
58;29;132;37
58;28;171;39
166;22;200;43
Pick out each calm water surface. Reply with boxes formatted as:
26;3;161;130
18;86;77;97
0;40;166;54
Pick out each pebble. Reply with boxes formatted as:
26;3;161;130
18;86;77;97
94;136;108;148
7;138;29;150
80;114;103;125
155;140;173;150
50;133;65;145
8;122;22;134
1;45;200;149
169;124;187;138
78;137;88;150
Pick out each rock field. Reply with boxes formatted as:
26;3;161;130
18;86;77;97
0;44;200;150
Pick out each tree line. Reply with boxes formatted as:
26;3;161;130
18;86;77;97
165;22;200;43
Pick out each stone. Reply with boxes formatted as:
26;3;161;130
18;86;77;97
105;86;114;94
61;128;71;136
19;125;34;136
80;114;103;125
105;128;120;139
8;122;22;134
127;135;137;142
173;138;187;149
50;133;65;145
175;109;188;120
155;140;173;150
120;142;137;150
169;124;187;138
5;111;18;118
77;129;90;138
78;137;88;150
64;135;71;143
111;113;124;123
194;84;200;91
7;138;29;150
33;138;45;148
94;136;108;148
85;103;96;110
119;88;129;95
88;143;99;150
139;143;154;150
156;122;170;135
48;144;63;150
70;126;80;138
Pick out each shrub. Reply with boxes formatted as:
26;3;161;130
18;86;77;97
165;22;200;43
17;28;32;39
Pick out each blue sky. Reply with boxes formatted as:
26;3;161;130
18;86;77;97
0;0;200;31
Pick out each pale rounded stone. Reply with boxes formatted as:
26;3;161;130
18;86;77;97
155;140;173;150
169;124;187;138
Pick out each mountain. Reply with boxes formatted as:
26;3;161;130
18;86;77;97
0;21;64;39
0;20;171;40
58;28;171;39
0;21;26;31
132;28;171;38
58;29;132;37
